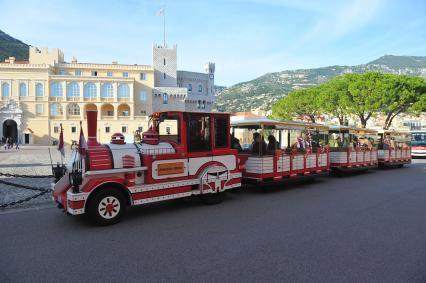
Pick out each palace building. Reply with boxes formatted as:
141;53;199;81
0;45;215;145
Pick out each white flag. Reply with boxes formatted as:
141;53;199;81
157;7;164;16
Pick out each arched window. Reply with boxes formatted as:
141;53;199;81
197;100;201;109
202;100;206;109
35;83;44;97
188;83;192;92
101;83;114;98
2;83;10;97
50;103;63;116
163;93;168;104
51;82;63;97
68;104;80;116
67;82;80;97
84;82;97;98
198;84;202;93
117;84;130;98
19;83;27;96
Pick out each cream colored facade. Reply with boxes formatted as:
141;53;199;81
0;45;215;145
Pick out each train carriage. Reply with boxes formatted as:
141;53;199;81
52;110;241;225
329;126;379;171
378;130;411;167
231;119;330;183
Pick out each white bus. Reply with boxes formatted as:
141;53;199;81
411;131;426;158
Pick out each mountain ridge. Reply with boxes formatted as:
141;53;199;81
0;29;29;61
215;55;426;112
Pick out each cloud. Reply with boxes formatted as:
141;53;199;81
291;0;383;48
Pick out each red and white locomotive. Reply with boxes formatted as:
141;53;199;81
52;110;241;225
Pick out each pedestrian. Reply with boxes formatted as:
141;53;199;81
5;137;9;150
15;138;20;150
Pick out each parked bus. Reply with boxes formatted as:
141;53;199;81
411;130;426;158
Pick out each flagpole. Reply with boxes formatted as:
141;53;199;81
79;121;83;163
163;7;166;47
60;123;63;164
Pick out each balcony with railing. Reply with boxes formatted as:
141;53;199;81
117;115;131;120
100;97;115;102
50;96;64;102
83;97;98;102
66;96;81;102
18;96;33;101
117;97;131;102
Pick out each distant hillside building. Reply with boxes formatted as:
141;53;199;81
0;45;215;145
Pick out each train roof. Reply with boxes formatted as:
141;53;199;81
152;111;232;116
378;129;411;136
329;125;378;134
231;118;329;131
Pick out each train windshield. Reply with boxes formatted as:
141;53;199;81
154;113;181;144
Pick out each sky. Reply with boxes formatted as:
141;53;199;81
1;0;426;86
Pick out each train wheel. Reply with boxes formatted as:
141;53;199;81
201;192;226;205
87;188;127;225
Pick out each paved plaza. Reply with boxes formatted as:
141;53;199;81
0;146;67;210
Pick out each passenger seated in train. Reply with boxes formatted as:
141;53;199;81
267;135;280;152
251;132;267;155
231;134;242;152
353;137;360;148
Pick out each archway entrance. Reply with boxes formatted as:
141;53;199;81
3;119;18;143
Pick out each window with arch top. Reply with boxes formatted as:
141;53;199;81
19;83;27;97
36;83;44;97
67;82;80;97
68;103;80;116
117;84;130;98
50;103;63;116
163;93;168;104
101;83;114;98
2;83;10;97
50;82;63;97
188;83;192;92
84;82;97;98
198;84;202;93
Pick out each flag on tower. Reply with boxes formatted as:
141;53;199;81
57;123;65;157
157;7;164;16
79;121;88;157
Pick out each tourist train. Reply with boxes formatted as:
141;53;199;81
52;110;412;225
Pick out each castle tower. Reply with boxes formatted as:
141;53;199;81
153;44;178;87
204;62;215;97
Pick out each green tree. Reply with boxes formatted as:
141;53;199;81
318;76;350;125
346;72;384;128
272;88;321;123
380;74;426;129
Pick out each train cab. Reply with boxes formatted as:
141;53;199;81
231;118;330;183
329;126;378;171
377;130;411;167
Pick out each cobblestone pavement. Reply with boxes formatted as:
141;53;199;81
0;146;70;212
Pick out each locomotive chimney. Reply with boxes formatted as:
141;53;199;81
86;110;98;146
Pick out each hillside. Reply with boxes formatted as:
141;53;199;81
215;56;426;112
0;29;29;62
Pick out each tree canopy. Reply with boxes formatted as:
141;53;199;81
272;72;426;128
